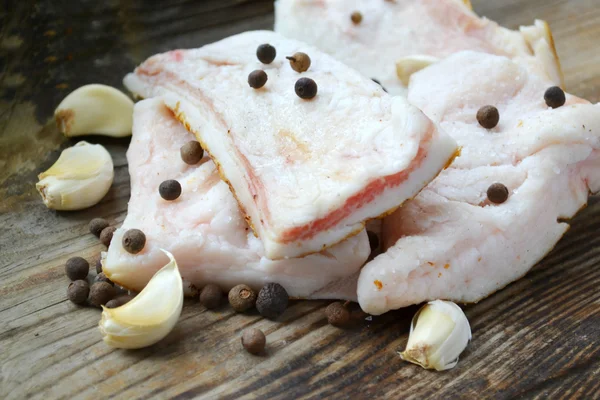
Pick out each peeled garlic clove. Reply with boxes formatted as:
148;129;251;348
396;55;439;86
99;250;183;349
36;141;114;210
55;84;134;137
400;300;471;371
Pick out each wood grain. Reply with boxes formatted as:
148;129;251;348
1;0;599;399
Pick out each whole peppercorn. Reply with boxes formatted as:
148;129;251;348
256;43;276;64
228;284;257;312
367;231;379;253
159;179;182;201
248;70;268;89
65;257;89;281
286;52;311;73
477;105;500;129
241;328;266;355
104;295;134;309
180;141;204;165
89;218;109;237
122;229;146;254
487;183;509;204
95;257;103;274
89;281;116;307
94;272;114;286
544;86;566;109
325;302;351;327
295;77;318;100
200;284;223;309
351;11;363;24
67;280;89;305
256;283;289;319
100;226;116;247
104;299;121;309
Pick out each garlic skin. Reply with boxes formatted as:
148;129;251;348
99;250;183;349
400;300;471;371
36;141;114;210
396;55;439;86
55;84;134;137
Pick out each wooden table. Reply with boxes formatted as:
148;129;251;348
1;1;599;398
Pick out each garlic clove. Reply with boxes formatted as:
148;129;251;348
400;300;471;371
396;55;439;86
55;84;134;137
36;141;114;210
99;250;183;349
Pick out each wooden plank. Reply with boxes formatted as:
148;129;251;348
1;0;599;398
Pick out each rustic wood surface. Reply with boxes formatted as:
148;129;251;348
1;0;599;399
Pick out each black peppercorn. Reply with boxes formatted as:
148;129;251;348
544;86;566;109
477;105;500;129
180;141;204;165
295;77;318;99
256;44;276;64
286;52;311;73
248;70;268;89
367;231;379;253
89;281;116;307
256;283;289;319
89;218;109;237
325;302;351;327
65;257;89;281
94;272;114;286
242;328;266;355
67;280;89;305
487;183;509;204
351;11;363;24
228;284;257;312
159;179;182;201
122;229;146;254
200;283;223;309
99;226;116;247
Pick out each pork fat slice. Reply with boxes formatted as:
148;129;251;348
275;0;562;95
124;31;457;259
103;98;370;300
358;52;600;315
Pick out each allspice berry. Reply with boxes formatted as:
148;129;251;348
325;302;350;327
286;52;311;73
95;257;103;274
67;280;89;305
487;183;509;204
242;328;266;355
248;70;268;89
89;281;116;307
122;229;146;254
94;272;114;286
228;284;257;312
159;180;182;201
256;43;276;64
180;141;204;165
544;86;566;109
89;218;109;237
105;295;133;309
200;284;223;309
295;77;318;99
351;11;363;24
65;257;89;281
99;226;116;247
477;105;500;129
256;283;289;319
